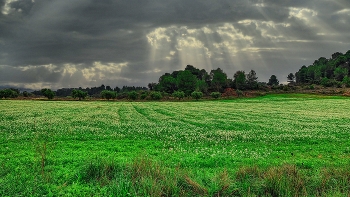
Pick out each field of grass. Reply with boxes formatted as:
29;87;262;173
1;94;350;196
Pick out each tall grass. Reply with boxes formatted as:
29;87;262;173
77;156;350;196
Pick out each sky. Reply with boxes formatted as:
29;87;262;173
0;0;350;90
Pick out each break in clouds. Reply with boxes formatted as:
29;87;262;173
0;0;350;90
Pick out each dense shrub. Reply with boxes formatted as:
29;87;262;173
128;91;138;100
191;91;203;100
236;90;244;97
0;89;19;98
343;76;350;87
140;92;148;100
150;92;162;100
210;92;221;99
172;91;185;100
221;88;237;98
101;90;116;100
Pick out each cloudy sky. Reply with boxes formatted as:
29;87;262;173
0;0;349;90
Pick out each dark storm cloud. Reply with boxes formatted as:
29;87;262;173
0;0;349;89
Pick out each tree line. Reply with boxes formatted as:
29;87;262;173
1;49;349;100
148;65;279;96
294;50;350;87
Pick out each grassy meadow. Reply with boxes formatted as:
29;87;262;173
1;94;350;196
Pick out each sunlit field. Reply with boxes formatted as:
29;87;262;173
1;94;350;196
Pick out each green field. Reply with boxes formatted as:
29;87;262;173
1;94;350;196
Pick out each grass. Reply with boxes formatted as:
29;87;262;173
0;94;350;196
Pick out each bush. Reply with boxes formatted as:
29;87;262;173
210;92;221;99
128;91;138;100
236;90;244;97
101;90;116;100
116;92;128;99
283;85;290;91
191;91;203;100
162;92;170;100
150;92;162;100
221;88;237;98
320;78;341;87
140;92;148;100
172;91;185;100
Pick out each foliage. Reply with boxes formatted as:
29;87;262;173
295;50;350;85
246;70;259;89
236;89;244;97
177;70;197;96
22;91;30;97
140;92;148;100
343;76;350;87
158;74;177;94
233;70;246;90
287;73;295;83
128;91;138;100
196;80;208;94
172;91;185;100
100;90;116;100
267;75;279;86
72;89;88;100
41;88;55;99
334;67;348;81
221;88;237;98
150;91;162;100
0;89;19;98
210;68;228;92
210;92;221;99
191;91;203;100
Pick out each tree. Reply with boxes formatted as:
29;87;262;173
334;67;348;81
72;89;88;100
295;66;308;84
191;91;203;101
0;89;19;98
287;73;295;84
114;86;121;93
233;70;246;90
196;80;208;94
158;74;177;94
210;68;228;92
185;65;201;79
101;90;116;100
41;88;55;99
267;75;279;86
246;70;258;89
22;91;30;97
128;91;138;100
172;91;185;100
320;77;330;87
177;70;197;96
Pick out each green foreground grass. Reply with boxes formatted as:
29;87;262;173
1;94;350;196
